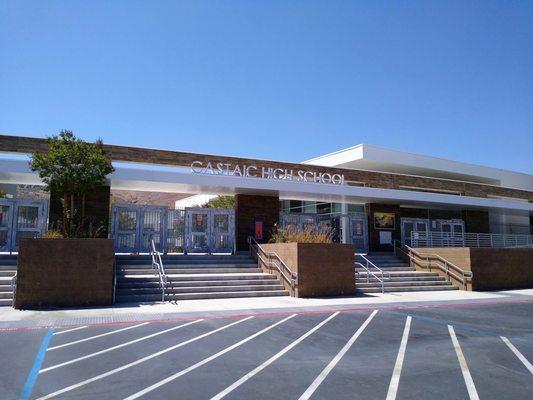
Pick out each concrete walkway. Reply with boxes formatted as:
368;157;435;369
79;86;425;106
1;289;532;330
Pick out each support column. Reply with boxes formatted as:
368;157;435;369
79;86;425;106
341;203;349;244
235;194;279;251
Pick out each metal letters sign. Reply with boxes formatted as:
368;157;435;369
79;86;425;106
190;161;345;185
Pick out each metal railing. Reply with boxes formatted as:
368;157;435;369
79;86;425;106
11;272;17;303
355;253;391;294
394;240;472;290
410;231;533;248
150;238;167;301
247;237;298;297
355;261;385;293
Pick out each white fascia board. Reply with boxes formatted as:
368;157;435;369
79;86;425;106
3;158;532;213
304;144;533;191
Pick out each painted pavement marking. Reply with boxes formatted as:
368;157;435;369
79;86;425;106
36;316;254;400
123;314;299;400
47;322;150;351
500;336;533;375
210;312;340;400
449;325;480;400
52;326;88;335
385;315;412;400
19;329;55;400
298;310;378;400
40;319;203;373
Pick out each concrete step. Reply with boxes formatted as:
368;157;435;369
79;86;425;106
356;285;459;293
116;256;256;265
0;271;16;277
118;267;263;275
0;298;13;306
357;271;441;278
0;264;18;270
117;263;258;270
115;290;289;302
356;275;447;283
118;279;281;288
117;273;277;283
355;267;415;272
0;292;13;299
356;280;453;288
117;284;286;295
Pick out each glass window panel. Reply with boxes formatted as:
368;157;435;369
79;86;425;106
17;206;38;228
0;231;7;247
214;214;229;231
192;213;208;232
118;211;137;230
0;206;10;227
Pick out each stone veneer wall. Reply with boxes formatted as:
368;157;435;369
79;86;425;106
1;134;532;202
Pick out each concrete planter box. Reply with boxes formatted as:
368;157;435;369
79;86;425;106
412;247;533;291
15;238;114;309
261;243;355;297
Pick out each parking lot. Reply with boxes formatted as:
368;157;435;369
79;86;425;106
1;301;532;400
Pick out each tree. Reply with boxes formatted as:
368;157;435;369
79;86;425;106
202;195;235;209
29;130;115;237
0;189;6;198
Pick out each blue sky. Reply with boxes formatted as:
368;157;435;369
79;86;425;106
1;1;532;173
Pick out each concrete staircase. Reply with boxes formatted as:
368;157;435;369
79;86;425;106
355;252;458;293
0;256;17;307
115;254;290;303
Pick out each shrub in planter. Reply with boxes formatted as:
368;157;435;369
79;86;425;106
269;225;334;244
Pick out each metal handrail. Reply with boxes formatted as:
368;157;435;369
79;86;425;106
11;272;17;303
150;239;167;301
394;240;472;290
355;261;385;293
409;231;533;248
247;236;298;296
355;253;391;280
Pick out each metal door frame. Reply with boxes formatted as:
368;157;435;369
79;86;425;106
401;218;430;247
0;198;48;253
184;207;235;254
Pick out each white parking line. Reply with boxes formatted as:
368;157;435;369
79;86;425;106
124;314;299;400
53;326;88;335
210;312;340;400
500;336;533;375
47;322;150;351
449;325;480;400
298;310;378;400
36;316;254;400
386;316;411;400
40;319;203;373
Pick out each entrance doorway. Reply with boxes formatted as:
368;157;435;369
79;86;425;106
0;199;48;253
111;205;234;254
401;218;429;247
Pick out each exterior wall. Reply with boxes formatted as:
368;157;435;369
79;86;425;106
262;243;355;297
49;186;111;237
2;134;532;202
15;238;114;308
235;194;279;251
461;210;490;233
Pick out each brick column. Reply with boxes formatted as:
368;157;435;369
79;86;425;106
235;194;280;251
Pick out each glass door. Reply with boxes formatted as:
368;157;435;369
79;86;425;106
186;209;210;253
350;215;368;253
210;209;234;253
0;201;13;253
401;218;430;247
113;206;138;253
140;207;165;253
12;200;47;252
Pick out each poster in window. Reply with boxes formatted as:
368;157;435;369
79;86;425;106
374;212;395;229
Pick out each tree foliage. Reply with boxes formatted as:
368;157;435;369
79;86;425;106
29;130;114;237
202;195;235;209
0;188;6;198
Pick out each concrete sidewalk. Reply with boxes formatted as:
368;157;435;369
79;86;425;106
1;289;532;330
